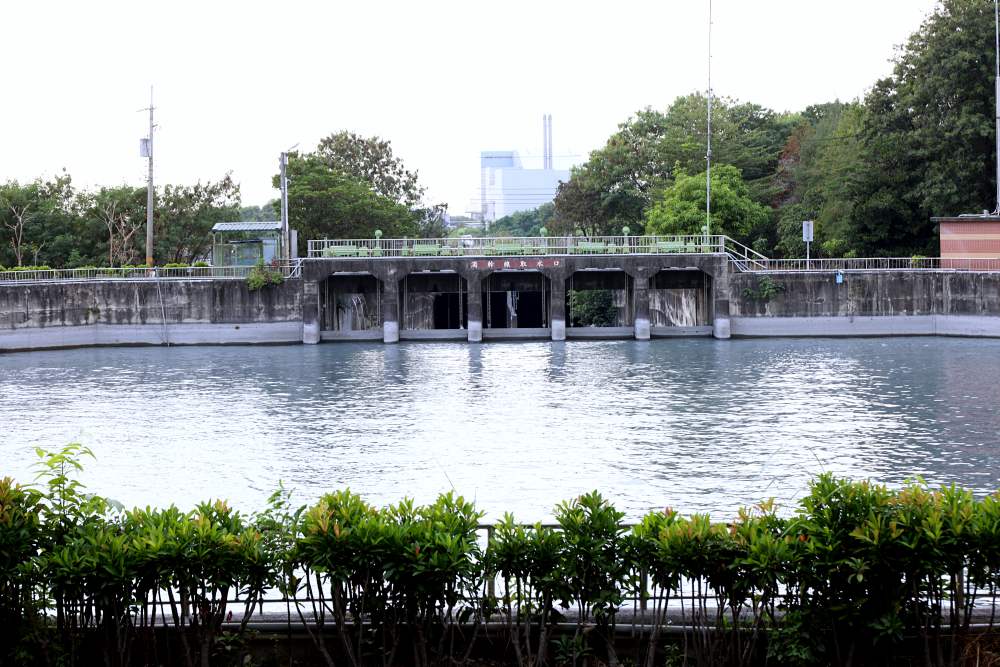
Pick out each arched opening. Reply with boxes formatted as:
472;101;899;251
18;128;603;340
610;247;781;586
320;273;383;340
566;270;634;338
401;272;468;338
650;269;713;335
483;272;550;337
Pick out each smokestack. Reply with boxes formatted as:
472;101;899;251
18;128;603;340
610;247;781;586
542;114;549;169
547;115;553;170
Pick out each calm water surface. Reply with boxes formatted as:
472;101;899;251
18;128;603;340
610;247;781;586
2;338;999;521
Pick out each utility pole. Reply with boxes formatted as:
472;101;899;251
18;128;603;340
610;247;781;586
994;0;999;213
141;87;156;267
279;144;298;260
706;0;713;238
279;151;289;260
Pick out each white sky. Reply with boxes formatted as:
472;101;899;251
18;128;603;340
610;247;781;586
1;0;938;215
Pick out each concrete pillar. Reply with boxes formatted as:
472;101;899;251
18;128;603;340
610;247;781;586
383;281;400;343
466;274;483;343
712;259;731;339
302;280;320;344
633;275;650;340
550;275;566;341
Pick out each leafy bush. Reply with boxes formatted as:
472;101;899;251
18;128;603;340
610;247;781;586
743;275;786;304
8;265;53;272
245;261;284;291
567;289;618;327
6;448;1000;666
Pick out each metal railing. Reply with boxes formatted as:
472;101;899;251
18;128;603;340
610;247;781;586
0;260;302;285
722;237;771;271
732;257;1000;273
307;235;729;258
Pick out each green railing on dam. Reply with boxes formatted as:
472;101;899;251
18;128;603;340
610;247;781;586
307;233;741;259
306;235;1000;274
4;237;1000;286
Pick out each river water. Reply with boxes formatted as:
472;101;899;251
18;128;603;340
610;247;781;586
2;338;999;521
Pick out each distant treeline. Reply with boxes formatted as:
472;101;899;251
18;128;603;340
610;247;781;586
2;0;993;266
491;0;997;259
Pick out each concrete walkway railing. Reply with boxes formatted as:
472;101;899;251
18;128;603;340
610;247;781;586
0;260;303;285
733;257;1000;272
307;234;730;258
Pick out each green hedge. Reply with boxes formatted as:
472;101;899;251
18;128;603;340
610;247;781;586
3;445;1000;666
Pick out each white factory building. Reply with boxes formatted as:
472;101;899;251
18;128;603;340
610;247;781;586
477;115;570;225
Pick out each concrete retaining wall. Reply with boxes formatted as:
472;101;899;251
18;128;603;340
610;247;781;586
730;271;1000;337
5;268;1000;352
0;279;303;351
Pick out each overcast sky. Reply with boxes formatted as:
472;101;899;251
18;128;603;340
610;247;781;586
1;0;939;215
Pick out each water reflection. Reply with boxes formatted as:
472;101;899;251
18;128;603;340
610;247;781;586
2;338;1000;521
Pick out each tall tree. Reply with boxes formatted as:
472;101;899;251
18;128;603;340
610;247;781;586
849;0;998;256
0;183;35;267
645;165;771;243
774;102;866;257
551;177;612;236
0;175;75;267
282;153;419;252
315;131;425;208
155;175;241;263
553;94;797;238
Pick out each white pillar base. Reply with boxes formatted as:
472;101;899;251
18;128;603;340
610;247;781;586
467;320;482;343
713;317;731;339
634;317;650;341
383;321;399;344
302;321;320;345
551;319;566;341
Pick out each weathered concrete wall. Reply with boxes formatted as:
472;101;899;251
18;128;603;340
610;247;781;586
8;266;1000;352
730;271;1000;337
0;279;303;351
304;254;731;342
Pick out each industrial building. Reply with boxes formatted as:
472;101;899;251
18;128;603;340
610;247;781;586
478;115;569;225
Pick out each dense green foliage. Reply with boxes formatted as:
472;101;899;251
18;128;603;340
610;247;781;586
245;261;284;291
567;289;619;327
0;175;240;269
4;1;993;262
551;0;1000;257
280;133;449;254
6;446;1000;665
646;165;772;246
488;202;555;237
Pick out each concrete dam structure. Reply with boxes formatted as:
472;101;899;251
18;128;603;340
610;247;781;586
3;235;1000;351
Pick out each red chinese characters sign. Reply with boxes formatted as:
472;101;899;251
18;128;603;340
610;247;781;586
469;258;561;270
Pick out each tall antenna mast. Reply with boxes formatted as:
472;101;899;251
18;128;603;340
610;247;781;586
706;0;713;237
994;0;999;214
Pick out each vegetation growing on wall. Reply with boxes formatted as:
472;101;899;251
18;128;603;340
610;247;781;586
245;261;285;291
742;276;786;304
